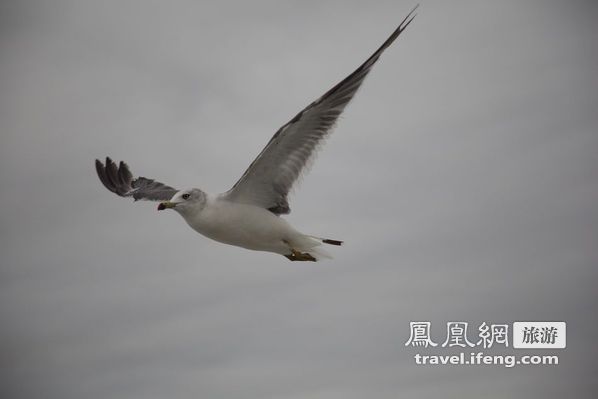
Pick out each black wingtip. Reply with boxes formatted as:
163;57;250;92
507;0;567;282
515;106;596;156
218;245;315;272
397;4;419;35
94;158;102;173
403;4;419;29
95;157;116;193
366;4;418;66
103;157;120;189
323;239;343;246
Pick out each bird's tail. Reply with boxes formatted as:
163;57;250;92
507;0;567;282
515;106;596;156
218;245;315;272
309;235;343;246
308;235;343;260
321;238;343;246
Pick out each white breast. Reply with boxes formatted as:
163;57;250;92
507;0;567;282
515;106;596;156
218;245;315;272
181;196;297;253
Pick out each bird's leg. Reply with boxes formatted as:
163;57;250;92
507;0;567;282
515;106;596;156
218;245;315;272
283;240;316;262
284;249;316;262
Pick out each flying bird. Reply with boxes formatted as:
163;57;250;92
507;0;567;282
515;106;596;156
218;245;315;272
96;7;417;261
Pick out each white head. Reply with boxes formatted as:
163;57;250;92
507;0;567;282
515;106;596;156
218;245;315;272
157;188;206;216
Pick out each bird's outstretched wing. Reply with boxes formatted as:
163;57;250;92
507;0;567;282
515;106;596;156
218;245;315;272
223;6;417;215
95;157;178;201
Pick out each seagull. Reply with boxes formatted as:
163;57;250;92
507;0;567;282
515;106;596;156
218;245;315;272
95;7;417;261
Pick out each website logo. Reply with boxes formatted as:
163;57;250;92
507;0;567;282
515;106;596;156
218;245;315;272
512;322;566;348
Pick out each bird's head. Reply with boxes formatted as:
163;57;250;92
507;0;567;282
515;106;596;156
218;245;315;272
158;188;206;215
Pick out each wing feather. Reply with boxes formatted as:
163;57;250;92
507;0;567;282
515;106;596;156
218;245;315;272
95;157;178;201
223;6;417;214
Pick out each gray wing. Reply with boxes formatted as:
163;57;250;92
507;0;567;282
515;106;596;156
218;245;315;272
223;6;417;215
95;157;178;201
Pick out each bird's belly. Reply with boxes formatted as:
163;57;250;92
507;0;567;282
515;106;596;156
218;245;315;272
186;202;294;253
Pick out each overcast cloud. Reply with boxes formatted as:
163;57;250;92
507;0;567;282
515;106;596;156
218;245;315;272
1;1;597;398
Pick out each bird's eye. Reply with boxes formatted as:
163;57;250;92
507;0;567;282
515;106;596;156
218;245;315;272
182;193;190;200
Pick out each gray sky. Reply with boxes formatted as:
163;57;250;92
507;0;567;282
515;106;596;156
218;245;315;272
1;0;597;398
